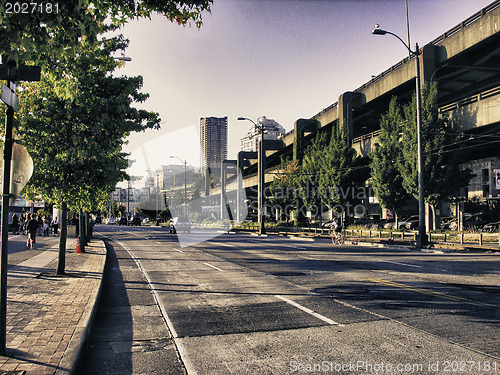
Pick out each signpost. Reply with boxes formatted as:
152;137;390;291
0;61;40;355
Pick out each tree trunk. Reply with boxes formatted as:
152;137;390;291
79;208;86;253
56;202;67;275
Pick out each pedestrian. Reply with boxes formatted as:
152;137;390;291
25;214;39;249
43;216;50;236
37;215;43;235
11;214;19;234
52;217;59;235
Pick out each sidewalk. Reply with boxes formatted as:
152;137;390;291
0;239;106;374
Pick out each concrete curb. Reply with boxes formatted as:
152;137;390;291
57;240;108;375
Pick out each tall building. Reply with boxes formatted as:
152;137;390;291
240;116;286;152
200;117;228;170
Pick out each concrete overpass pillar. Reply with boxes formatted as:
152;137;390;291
338;92;364;145
293;118;320;161
237;151;257;222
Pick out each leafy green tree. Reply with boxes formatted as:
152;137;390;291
399;82;473;227
370;97;412;226
316;123;358;223
16;38;160;274
269;157;300;222
300;131;329;221
0;0;212;67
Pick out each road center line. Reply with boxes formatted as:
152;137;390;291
363;277;476;303
156;242;163;245
203;262;224;271
383;261;422;268
275;295;341;326
173;248;184;253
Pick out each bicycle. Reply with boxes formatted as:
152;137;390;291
329;227;344;245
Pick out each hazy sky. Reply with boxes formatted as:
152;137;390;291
115;0;494;183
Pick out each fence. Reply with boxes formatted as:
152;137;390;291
235;222;500;247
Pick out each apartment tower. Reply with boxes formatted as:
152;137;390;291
200;117;228;171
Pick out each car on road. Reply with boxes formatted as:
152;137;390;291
169;217;191;234
106;217;116;225
118;217;128;225
129;216;142;226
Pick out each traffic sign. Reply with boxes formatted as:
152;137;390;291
1;84;18;112
0;142;33;204
0;64;40;82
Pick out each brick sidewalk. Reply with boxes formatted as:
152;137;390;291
0;240;106;374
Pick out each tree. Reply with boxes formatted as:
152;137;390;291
16;37;160;274
370;97;412;225
399;82;473;228
316;123;358;223
0;0;212;66
300;131;329;221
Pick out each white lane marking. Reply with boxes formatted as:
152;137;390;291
203;262;224;272
275;295;341;326
173;248;184;253
383;261;422;268
156;242;163;245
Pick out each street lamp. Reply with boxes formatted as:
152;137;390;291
373;27;427;248
238;117;267;235
113;54;132;62
169;156;187;216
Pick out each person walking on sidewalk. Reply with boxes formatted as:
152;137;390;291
11;213;19;235
26;214;39;249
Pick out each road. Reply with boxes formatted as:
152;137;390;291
78;225;499;374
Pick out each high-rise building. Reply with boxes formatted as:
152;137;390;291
200;117;228;170
240;116;286;152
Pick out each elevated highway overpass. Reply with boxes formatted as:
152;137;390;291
213;0;500;218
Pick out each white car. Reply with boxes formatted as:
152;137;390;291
169;217;191;233
107;217;116;225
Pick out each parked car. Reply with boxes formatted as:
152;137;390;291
322;221;335;228
353;215;382;229
129;216;142;226
482;220;500;233
441;216;456;230
169;217;191;234
384;215;418;230
106;217;116;225
448;213;496;231
400;215;419;230
118;217;128;225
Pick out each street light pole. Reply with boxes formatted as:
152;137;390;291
238;117;266;235
373;27;427;248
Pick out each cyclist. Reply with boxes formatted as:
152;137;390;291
330;218;344;245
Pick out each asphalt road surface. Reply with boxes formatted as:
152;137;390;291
77;225;500;374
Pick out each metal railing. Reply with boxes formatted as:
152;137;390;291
235;223;500;248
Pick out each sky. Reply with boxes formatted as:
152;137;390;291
114;0;495;187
